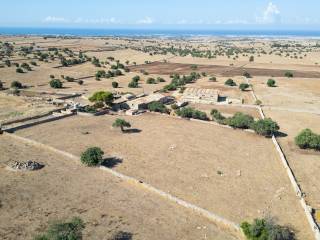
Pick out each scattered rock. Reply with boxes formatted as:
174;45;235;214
9;160;44;171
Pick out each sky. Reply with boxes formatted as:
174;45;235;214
1;0;320;30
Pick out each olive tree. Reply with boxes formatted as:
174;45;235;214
112;118;131;132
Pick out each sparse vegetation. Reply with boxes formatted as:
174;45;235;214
34;217;85;240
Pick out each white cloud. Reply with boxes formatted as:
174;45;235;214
74;17;117;24
43;16;69;23
137;17;154;24
260;2;281;24
177;19;188;25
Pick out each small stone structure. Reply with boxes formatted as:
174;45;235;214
182;87;219;104
9;160;44;171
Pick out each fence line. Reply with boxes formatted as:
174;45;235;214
246;77;320;240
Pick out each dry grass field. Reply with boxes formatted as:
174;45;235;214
0;134;236;240
14;114;313;240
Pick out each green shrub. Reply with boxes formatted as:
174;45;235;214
267;79;276;87
146;78;156;84
34;217;85;240
80;147;104;166
110;231;133;240
226;112;254;129
89;91;113;105
209;76;217;82
284;71;293;78
128;80;138;88
251;118;279;137
210;109;225;122
49;79;63;89
176;107;208;120
243;71;251;78
240;218;295;240
112;81;119;88
239;83;250;91
295;129;320;150
16;67;24;73
148;101;168;113
157;77;165;82
11;80;23;89
132;75;140;82
225;79;237;86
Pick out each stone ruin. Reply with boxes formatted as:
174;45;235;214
9;160;44;171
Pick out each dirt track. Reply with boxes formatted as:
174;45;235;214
130;62;320;78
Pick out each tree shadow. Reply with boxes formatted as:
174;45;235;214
123;128;142;134
274;131;288;138
101;157;123;168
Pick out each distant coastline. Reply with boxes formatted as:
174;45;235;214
1;27;320;39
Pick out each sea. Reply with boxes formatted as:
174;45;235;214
1;27;320;38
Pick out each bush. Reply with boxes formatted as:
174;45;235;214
112;81;119;88
146;78;156;84
16;67;24;73
132;75;140;82
49;79;63;89
176;107;208;120
249;56;254;62
255;99;262;105
128;80;138;88
243;71;251;78
110;231;133;240
226;112;254;129
157;77;165;82
148;101;168;113
267;79;276;87
284;71;293;78
49;74;55;79
80;147;104;166
225;79;237;86
34;217;85;240
251;118;279;137
78;80;84;85
89;91;113;105
11;80;23;89
241;218;295;240
294;129;320;150
239;83;250;91
0;80;3;89
210;109;225;122
209;76;217;82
